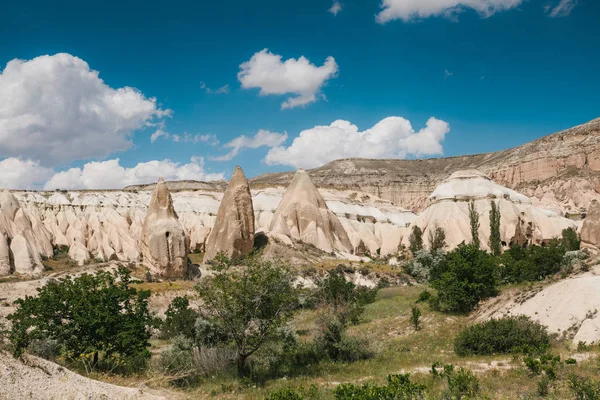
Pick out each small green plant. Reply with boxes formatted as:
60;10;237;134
565;358;577;365
431;363;479;399
568;374;600;400
410;306;422;330
416;290;431;303
537;375;551;397
333;374;426;399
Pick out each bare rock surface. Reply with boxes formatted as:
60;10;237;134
204;166;255;263
581;199;600;246
140;178;188;278
270;169;353;254
0;352;167;400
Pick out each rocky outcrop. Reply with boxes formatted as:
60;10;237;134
409;170;577;252
251;118;600;215
270;169;354;254
0;190;51;275
204;166;255;263
140;178;188;278
581;199;600;246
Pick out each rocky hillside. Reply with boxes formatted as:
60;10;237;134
251;117;600;214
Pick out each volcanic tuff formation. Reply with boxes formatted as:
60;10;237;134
269;169;354;254
409;170;576;252
581;199;600;247
204;166;255;263
140;178;188;278
251;118;600;215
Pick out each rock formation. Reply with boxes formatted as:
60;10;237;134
269;169;353;254
581;199;600;246
204;166;255;263
0;190;51;275
409;170;577;252
140;178;188;278
251;117;600;215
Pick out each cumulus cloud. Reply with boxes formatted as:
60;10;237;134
545;0;577;17
213;130;288;161
150;130;218;145
376;0;524;23
264;117;450;169
0;158;54;189
44;157;225;190
238;49;338;109
0;53;169;167
329;1;343;15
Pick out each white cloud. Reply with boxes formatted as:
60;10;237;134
329;1;343;15
238;49;338;109
376;0;524;23
44;157;225;190
264;117;450;169
150;130;218;145
201;82;230;94
0;158;54;189
0;53;169;167
545;0;577;17
213;130;288;161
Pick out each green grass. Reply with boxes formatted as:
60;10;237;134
87;284;600;399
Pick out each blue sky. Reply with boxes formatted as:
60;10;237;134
0;0;599;189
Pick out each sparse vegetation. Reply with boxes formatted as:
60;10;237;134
428;226;446;252
409;225;424;254
410;306;421;330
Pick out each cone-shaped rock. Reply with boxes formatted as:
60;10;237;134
204;166;255;263
0;234;11;276
269;169;353;254
140;178;188;278
581;199;600;246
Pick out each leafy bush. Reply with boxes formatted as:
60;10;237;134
195;255;299;376
8;267;152;374
428;227;446;252
333;374;426;399
316;268;378;325
409;226;424;254
265;388;304;400
416;290;432;303
499;241;566;284
568;374;600;400
404;249;444;283
454;316;551;356
562;227;581;252
161;296;198;340
430;363;479;399
314;314;372;362
429;244;498;313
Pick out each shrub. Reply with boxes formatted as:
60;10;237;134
265;388;304;400
314;314;372;362
316;269;378;325
416;290;432;303
454;316;551;356
568;374;600;400
499;241;566;284
195;255;299;376
334;374;426;399
162;296;198;340
409;226;424;254
429;244;498;313
410;307;421;330
8;267;152;374
562;227;581;252
431;363;479;399
404;249;444;283
428;227;446;252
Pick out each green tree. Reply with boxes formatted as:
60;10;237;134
428;227;446;252
195;255;299;376
489;201;502;256
8;268;152;373
409;225;424;254
468;201;480;248
429;244;498;313
562;227;581;251
162;296;198;340
410;307;422;330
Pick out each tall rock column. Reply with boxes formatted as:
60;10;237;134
140;178;188;278
581;199;600;247
204;166;255;263
269;169;353;254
